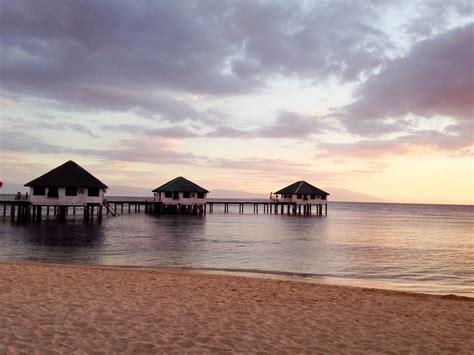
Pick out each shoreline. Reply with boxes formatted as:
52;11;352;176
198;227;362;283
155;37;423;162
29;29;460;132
1;261;473;353
1;258;472;298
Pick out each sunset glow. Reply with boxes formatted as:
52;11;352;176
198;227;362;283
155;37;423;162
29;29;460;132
0;1;472;204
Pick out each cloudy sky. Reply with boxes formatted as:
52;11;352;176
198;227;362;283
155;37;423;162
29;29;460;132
0;0;473;203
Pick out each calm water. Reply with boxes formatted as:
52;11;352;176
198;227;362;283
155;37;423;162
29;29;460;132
0;202;472;296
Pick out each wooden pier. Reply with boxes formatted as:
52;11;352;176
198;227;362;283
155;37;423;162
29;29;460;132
104;197;327;216
205;198;327;216
0;194;327;223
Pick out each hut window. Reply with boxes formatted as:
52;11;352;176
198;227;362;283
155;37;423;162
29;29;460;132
165;192;172;198
322;195;327;200
88;188;100;196
33;187;46;195
172;192;179;200
197;192;205;199
310;194;315;199
183;192;191;198
296;194;302;199
47;187;58;198
65;187;78;196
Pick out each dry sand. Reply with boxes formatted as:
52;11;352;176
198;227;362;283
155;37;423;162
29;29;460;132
0;262;473;354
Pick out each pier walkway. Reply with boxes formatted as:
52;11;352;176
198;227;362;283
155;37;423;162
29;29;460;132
0;194;327;223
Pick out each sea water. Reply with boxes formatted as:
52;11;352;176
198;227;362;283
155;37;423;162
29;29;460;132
0;202;472;296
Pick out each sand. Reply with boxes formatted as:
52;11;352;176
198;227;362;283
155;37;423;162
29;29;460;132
0;262;472;354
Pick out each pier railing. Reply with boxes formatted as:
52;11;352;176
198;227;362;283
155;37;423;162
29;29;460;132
105;196;151;202
104;197;277;203
0;194;30;202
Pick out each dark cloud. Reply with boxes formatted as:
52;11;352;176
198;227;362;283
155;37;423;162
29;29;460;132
101;124;200;138
101;111;330;139
206;111;330;139
0;129;202;164
256;111;330;138
404;0;473;38
318;121;474;158
338;23;473;136
1;0;389;119
4;117;98;137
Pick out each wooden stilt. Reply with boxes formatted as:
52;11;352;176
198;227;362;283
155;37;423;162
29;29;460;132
37;206;42;222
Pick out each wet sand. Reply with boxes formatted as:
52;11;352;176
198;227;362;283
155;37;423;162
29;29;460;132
0;262;473;353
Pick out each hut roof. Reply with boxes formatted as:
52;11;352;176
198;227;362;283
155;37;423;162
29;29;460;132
25;161;108;188
152;176;209;193
274;181;329;196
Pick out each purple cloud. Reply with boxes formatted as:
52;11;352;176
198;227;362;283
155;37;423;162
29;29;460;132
338;23;473;136
1;0;389;120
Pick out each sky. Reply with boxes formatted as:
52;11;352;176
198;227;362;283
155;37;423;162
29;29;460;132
0;0;473;204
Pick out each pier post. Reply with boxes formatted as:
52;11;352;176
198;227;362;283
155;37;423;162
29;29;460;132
26;204;31;221
59;206;66;222
46;206;50;216
325;204;327;215
36;206;42;222
98;206;103;222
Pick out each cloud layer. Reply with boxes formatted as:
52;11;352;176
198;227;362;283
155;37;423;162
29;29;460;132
1;0;388;119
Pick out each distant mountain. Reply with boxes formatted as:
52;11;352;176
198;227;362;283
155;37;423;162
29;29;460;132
0;181;387;202
106;185;153;196
208;189;268;199
209;188;387;202
323;187;388;203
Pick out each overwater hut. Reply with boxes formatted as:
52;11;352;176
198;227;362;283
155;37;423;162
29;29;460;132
24;160;107;220
152;176;208;214
274;181;329;215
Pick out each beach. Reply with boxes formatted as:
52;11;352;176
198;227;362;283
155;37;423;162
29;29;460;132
0;262;472;354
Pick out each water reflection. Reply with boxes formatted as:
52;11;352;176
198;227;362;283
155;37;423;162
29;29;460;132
0;220;105;264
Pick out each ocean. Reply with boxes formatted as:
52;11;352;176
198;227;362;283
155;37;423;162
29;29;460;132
0;202;472;296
